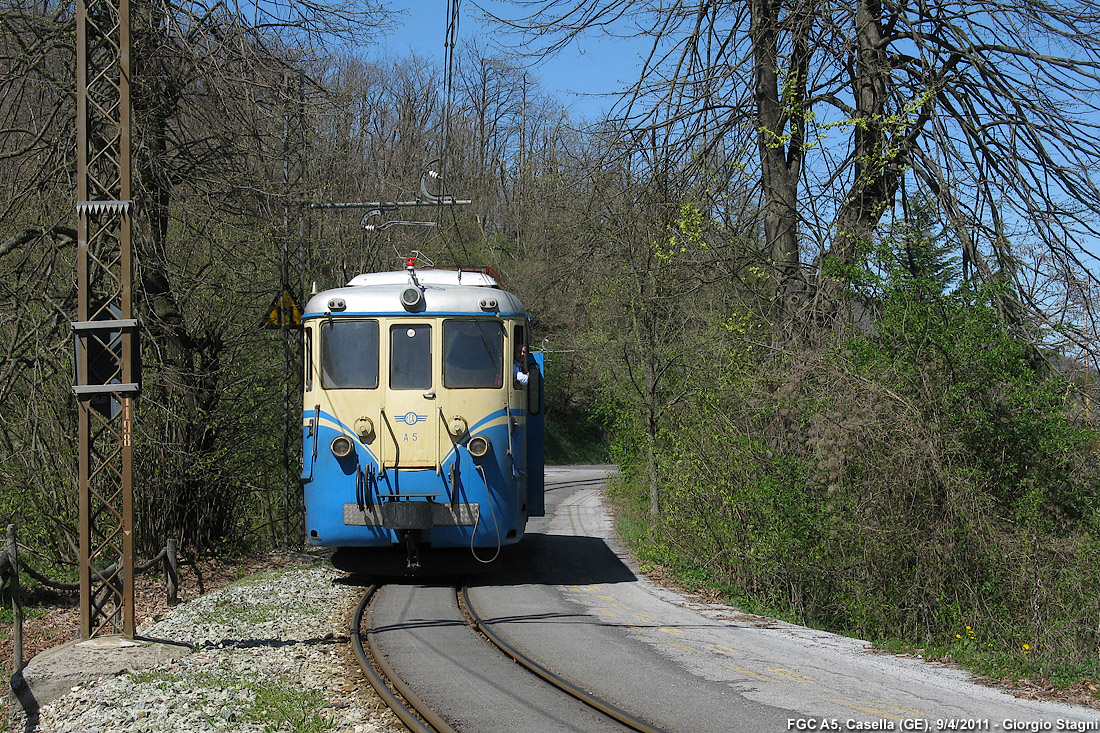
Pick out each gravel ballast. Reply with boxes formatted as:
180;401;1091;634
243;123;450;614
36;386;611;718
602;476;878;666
27;562;401;733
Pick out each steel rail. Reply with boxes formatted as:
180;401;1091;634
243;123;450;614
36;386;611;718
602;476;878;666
544;478;613;493
350;585;458;733
458;586;667;733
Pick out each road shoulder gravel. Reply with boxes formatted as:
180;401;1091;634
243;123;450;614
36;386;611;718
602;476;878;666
21;561;401;733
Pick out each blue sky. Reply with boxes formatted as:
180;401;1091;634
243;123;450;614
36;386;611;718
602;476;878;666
375;1;645;118
370;1;1100;288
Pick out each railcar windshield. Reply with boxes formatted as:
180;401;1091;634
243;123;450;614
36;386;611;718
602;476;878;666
391;324;432;389
443;320;503;388
321;320;379;389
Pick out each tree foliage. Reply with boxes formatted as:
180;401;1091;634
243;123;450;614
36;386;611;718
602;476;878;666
3;0;1100;684
0;0;604;562
609;202;1100;666
489;0;1100;330
0;0;395;560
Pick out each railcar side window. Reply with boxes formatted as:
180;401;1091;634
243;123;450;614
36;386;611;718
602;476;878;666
512;324;527;389
444;320;503;389
320;321;379;389
391;324;432;389
304;327;313;392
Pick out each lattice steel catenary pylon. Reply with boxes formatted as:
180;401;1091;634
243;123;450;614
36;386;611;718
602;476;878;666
73;0;137;639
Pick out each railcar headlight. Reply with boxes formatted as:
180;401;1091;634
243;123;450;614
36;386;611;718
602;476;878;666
467;435;491;458
400;286;423;309
330;435;354;458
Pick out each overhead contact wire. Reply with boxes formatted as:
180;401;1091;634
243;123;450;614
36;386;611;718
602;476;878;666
439;0;473;266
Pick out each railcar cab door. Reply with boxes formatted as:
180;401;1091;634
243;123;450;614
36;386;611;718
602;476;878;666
507;323;545;517
519;325;545;517
382;322;437;469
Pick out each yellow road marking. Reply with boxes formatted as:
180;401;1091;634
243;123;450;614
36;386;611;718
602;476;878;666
823;699;903;720
769;668;816;683
666;642;696;652
597;607;617;617
709;644;739;656
631;613;652;622
658;627;685;635
724;664;781;683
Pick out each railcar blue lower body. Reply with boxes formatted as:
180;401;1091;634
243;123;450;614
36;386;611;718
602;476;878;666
302;411;529;552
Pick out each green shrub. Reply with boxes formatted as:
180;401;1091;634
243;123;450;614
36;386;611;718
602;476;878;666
609;225;1100;681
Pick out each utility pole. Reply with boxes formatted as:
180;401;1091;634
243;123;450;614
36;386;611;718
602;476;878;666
281;70;306;548
72;0;137;638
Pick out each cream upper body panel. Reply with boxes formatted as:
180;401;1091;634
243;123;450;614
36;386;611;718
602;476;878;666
301;269;531;472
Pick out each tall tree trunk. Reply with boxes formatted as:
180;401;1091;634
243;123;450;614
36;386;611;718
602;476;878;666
750;0;813;304
821;0;901;299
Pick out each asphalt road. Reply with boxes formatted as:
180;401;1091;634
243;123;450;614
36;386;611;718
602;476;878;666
374;465;1099;732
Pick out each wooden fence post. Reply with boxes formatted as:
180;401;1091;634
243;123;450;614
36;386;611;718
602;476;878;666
165;538;178;606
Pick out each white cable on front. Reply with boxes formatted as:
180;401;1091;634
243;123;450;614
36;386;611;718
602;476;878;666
470;463;502;564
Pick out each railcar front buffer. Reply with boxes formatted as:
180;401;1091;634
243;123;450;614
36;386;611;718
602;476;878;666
380;500;434;570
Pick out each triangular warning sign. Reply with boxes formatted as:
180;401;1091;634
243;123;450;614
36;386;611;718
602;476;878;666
264;287;302;328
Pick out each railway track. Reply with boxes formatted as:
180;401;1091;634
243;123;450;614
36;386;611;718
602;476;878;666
350;585;453;733
350;583;664;733
543;466;617;494
544;476;613;493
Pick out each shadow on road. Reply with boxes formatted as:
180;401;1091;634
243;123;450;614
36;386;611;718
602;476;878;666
333;532;637;588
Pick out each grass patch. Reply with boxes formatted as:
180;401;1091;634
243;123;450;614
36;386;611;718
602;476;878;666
190;600;316;626
224;565;302;587
874;636;1100;699
129;668;336;732
189;566;317;625
623;525;821;629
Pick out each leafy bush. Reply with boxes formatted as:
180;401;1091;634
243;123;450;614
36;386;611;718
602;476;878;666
610;224;1100;673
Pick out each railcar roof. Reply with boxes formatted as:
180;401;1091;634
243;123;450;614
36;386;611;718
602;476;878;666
303;269;527;319
347;269;499;288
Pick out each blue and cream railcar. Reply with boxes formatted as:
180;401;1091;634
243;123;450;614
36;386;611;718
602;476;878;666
301;264;544;571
